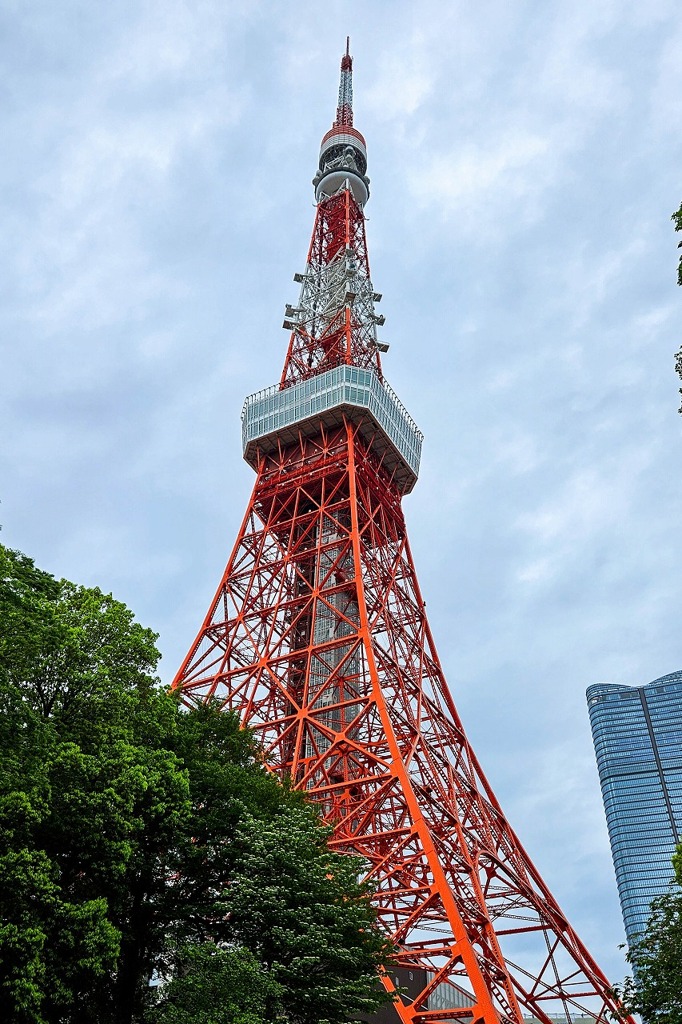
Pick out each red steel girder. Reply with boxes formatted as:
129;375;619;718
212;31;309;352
279;188;382;388
173;418;633;1024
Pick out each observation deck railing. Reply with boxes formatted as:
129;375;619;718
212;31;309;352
242;364;422;493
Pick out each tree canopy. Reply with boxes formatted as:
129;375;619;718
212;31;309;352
612;844;682;1024
0;543;392;1024
673;203;682;410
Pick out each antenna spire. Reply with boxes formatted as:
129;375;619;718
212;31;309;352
312;39;369;206
335;37;353;127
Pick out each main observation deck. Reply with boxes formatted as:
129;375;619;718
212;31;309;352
242;364;422;494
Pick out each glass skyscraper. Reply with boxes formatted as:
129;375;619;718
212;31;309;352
587;670;682;946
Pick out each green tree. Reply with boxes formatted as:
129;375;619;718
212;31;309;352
146;944;280;1024
673;203;682;410
0;543;393;1024
226;806;391;1024
612;844;682;1024
672;204;682;288
0;544;189;1023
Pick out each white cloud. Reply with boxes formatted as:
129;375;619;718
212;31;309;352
365;45;434;120
490;427;544;476
517;557;554;585
408;133;550;223
650;18;682;132
515;463;639;546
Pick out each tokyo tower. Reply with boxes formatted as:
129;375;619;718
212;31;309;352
173;42;632;1024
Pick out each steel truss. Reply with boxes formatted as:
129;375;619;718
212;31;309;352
174;55;632;1022
174;420;631;1024
280;188;384;388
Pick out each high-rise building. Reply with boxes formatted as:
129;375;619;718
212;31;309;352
173;44;633;1024
587;670;682;946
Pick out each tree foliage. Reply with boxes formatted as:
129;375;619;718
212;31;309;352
673;203;682;411
148;944;280;1024
672;204;682;289
0;543;393;1024
611;844;682;1024
226;807;390;1024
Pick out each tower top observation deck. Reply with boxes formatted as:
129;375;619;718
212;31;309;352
313;38;370;206
242;41;422;493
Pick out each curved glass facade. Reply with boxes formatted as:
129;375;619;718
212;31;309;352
587;670;682;945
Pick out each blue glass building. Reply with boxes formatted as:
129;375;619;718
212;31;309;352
587;670;682;946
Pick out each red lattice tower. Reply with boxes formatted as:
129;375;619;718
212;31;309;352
173;45;633;1024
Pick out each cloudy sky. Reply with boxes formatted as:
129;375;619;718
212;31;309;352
3;0;682;984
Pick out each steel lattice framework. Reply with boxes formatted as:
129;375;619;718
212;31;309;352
279;187;381;387
173;45;633;1024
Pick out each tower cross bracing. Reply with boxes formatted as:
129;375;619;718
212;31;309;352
173;45;633;1024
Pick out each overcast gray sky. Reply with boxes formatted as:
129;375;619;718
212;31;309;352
2;0;681;985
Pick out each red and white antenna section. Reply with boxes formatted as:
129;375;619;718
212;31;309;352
314;38;370;207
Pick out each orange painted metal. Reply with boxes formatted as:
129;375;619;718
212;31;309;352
173;70;633;1024
173;418;631;1023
